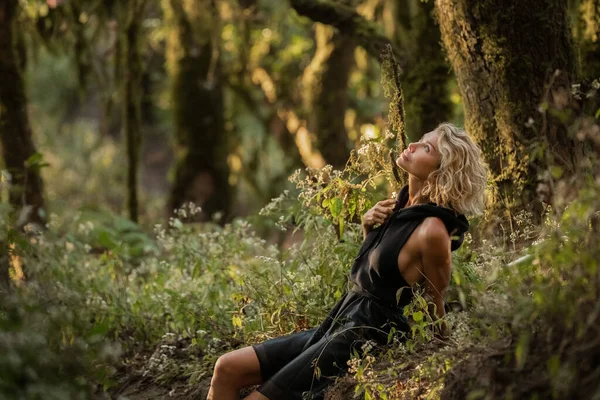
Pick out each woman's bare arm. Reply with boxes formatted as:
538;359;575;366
420;218;452;339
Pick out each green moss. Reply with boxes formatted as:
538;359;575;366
164;0;230;221
436;0;578;216
402;0;452;141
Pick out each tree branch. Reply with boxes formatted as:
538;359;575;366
289;0;404;63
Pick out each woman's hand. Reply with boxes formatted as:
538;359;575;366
361;199;396;237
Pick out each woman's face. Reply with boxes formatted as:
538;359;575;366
396;131;442;181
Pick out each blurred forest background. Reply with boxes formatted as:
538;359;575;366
1;0;600;399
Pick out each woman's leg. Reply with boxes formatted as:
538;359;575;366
207;346;263;400
209;328;319;400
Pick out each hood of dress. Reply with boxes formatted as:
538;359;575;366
393;185;469;251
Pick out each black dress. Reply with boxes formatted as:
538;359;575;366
252;186;469;400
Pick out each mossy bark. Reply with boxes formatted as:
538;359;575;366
165;0;230;222
435;0;580;215
396;0;452;141
314;34;355;169
70;0;91;92
122;0;144;223
0;0;46;227
575;0;600;114
577;0;600;81
303;22;355;169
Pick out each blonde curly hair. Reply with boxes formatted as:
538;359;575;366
421;123;488;216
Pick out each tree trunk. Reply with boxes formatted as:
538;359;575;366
435;0;580;215
0;0;46;227
577;0;600;80
304;23;356;169
393;0;452;141
576;0;600;114
123;0;144;223
291;0;451;145
0;240;9;289
165;0;230;222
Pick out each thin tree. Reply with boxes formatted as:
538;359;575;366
303;23;356;169
0;0;46;228
164;0;230;222
576;0;600;82
121;0;145;223
571;0;600;114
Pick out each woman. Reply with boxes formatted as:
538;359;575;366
207;123;488;400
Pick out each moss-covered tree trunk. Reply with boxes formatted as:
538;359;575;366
0;0;46;227
435;0;580;215
391;0;452;141
165;0;230;222
577;0;600;81
0;241;8;288
123;0;144;223
304;23;356;169
316;34;355;169
575;0;600;114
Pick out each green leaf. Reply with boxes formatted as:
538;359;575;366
458;290;467;309
533;291;543;305
348;194;357;219
98;230;116;249
114;216;140;232
232;315;242;328
25;152;43;166
453;272;462;285
413;311;423;322
86;320;110;342
329;197;343;219
515;332;529;370
550;166;563;179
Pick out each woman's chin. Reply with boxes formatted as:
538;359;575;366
396;158;408;172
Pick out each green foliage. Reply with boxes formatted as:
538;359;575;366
7;1;600;398
0;187;362;396
288;130;402;238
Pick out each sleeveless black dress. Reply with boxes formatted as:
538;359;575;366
252;186;469;400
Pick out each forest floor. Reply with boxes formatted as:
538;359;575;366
105;324;482;400
111;378;210;400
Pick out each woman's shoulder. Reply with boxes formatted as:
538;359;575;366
418;216;452;245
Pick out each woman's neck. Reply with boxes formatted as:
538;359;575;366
406;175;426;207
